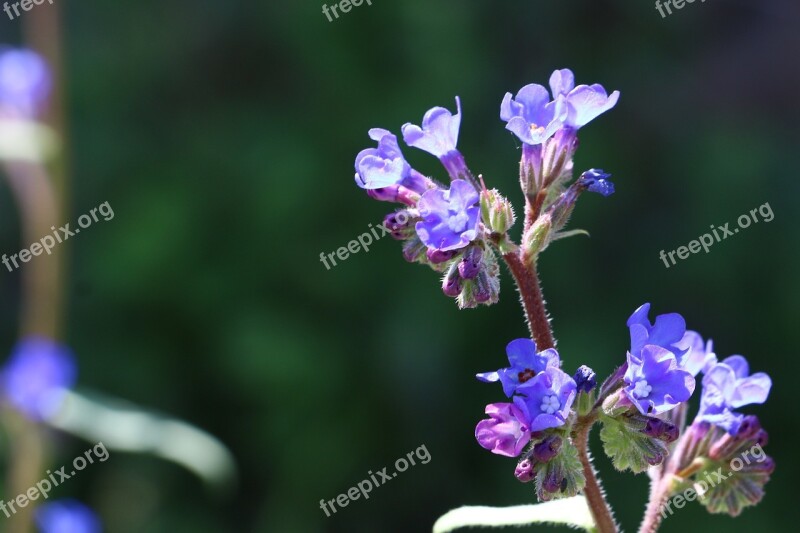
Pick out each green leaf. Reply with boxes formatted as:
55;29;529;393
599;414;667;473
432;496;595;533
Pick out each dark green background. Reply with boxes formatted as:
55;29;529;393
1;0;798;531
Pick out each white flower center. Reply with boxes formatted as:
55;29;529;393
447;212;468;233
540;395;560;414
632;379;653;398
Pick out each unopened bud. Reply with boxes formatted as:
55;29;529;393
427;248;460;264
523;214;552;263
458;246;482;279
442;262;462;297
480;188;515;234
514;458;536;483
532;435;562;463
573;365;597;393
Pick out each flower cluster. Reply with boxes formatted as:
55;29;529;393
356;69;775;529
353;69;619;308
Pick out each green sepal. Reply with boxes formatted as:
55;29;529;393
599;413;668;473
534;438;586;502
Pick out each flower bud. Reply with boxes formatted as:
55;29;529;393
532;435;562;463
573;365;597;393
458;246;482;279
427;248;460;264
383;210;414;240
480;188;515;235
523;214;552;264
442;262;462;297
514;458;536;483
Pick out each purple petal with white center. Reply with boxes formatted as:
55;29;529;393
415;179;479;251
513;367;577;432
624;345;695;415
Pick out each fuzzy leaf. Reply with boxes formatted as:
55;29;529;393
691;458;773;516
535;438;586;501
599;414;668;473
432;496;595;533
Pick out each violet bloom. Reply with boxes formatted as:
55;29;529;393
1;336;76;420
500;84;565;145
402;97;471;181
548;68;619;129
476;338;560;397
354;128;412;190
475;402;531;457
415;179;479;251
513;367;577;432
627;303;687;359
675;330;717;377
0;47;51;120
623;344;695;415
696;356;771;434
35;500;101;533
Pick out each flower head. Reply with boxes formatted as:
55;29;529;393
35;500;101;533
675;330;717;377
696;356;771;434
477;338;560;397
0;47;51;119
475;402;531;457
513;367;577;432
415;179;479;251
623;344;695;415
548;68;619;129
500;84;565;145
354;128;411;190
627;303;687;359
402;97;462;158
1;336;76;420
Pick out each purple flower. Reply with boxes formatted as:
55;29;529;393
415;179;479;251
0;47;51;119
354;128;412;190
500;84;566;145
623;344;695;415
675;330;717;377
475;402;531;457
513;367;577;432
1;336;76;420
548;68;619;129
35;500;101;533
627;303;687;359
696;356;771;434
402;97;462;158
477;338;560;397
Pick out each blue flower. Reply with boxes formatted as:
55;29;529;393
675;330;717;377
623;344;695;415
1;336;76;420
513;367;577;432
0;47;51;119
626;303;688;359
500;84;566;145
35;500;101;533
415;179;479;251
548;68;619;129
354;128;412;190
696;356;771;434
402;97;462;158
477;338;560;397
578;169;615;197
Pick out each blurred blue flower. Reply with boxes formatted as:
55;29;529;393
1;336;76;420
0;47;51;119
696;355;771;434
35;500;101;533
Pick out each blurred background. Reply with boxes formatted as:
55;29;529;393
0;0;798;531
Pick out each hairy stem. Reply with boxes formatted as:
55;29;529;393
638;429;691;533
501;251;555;350
574;415;618;533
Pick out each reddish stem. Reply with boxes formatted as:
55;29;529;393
501;251;555;350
